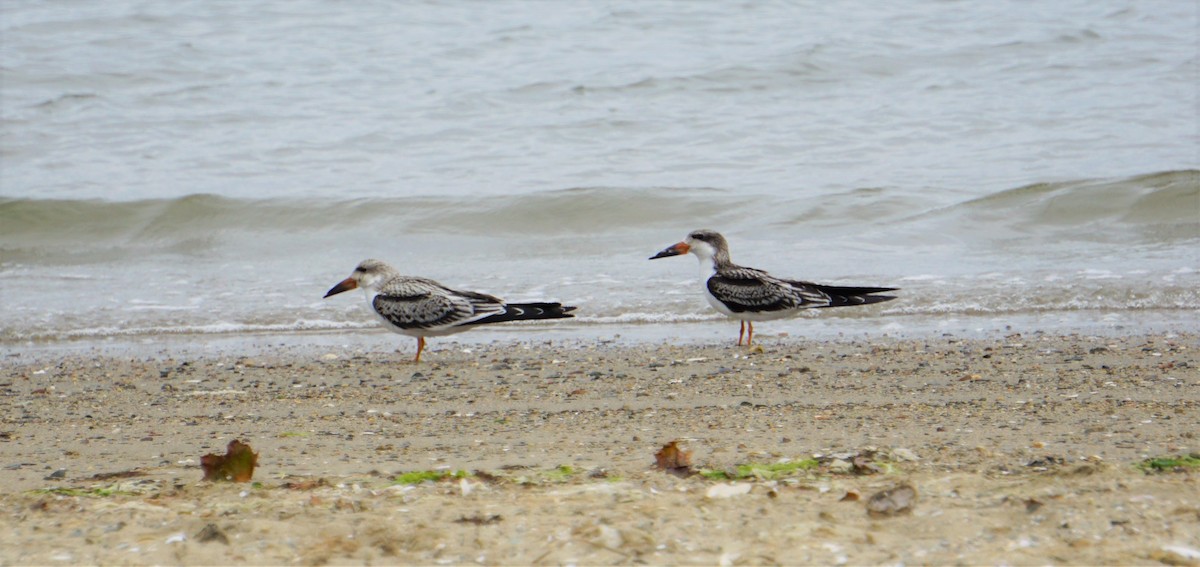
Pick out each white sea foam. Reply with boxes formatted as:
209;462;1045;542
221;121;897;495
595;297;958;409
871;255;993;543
5;320;379;342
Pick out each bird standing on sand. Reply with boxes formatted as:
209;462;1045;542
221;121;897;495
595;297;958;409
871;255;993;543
649;230;897;346
324;259;576;362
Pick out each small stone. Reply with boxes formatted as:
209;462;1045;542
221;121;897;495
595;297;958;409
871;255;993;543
890;448;920;462
44;469;66;480
593;524;623;549
1152;546;1200;566
829;459;853;474
866;483;917;517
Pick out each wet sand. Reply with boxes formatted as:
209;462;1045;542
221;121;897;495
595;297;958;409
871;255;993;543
2;333;1198;565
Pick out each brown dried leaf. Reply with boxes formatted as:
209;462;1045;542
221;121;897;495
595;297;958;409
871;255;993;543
473;470;502;484
654;440;693;472
89;469;146;481
1025;498;1044;513
454;514;503;525
195;523;230;545
840;490;861;502
201;440;259;482
281;479;327;490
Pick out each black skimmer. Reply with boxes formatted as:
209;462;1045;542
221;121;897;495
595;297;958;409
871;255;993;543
650;230;897;346
324;259;576;362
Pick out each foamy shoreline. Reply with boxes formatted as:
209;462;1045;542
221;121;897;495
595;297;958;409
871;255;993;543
6;307;1198;364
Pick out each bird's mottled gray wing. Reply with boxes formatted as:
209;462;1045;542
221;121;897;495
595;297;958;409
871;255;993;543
372;278;505;330
707;267;831;313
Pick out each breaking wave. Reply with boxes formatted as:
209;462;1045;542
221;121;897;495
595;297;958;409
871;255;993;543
2;170;1195;258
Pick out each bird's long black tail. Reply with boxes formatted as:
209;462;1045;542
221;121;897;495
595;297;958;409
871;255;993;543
468;303;577;326
813;285;898;308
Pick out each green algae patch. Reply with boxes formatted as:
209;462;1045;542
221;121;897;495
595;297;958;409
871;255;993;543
1137;455;1200;473
700;459;820;481
394;470;471;485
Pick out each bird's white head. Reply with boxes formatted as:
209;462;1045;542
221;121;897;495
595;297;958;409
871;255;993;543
324;258;395;298
683;230;726;264
649;229;729;265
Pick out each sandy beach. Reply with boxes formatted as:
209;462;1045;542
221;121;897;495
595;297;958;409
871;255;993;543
2;332;1198;565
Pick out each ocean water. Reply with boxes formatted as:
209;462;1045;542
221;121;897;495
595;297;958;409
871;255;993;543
2;1;1197;350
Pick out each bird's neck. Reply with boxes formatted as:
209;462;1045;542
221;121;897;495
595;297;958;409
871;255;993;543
695;252;722;280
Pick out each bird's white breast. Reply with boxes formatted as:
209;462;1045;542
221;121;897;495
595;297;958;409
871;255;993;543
697;258;738;318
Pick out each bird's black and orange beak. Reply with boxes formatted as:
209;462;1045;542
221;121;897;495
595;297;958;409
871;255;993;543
649;242;690;260
324;277;357;298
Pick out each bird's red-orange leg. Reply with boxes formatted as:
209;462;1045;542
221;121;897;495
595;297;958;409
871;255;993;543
746;322;754;346
414;337;426;363
737;321;746;346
